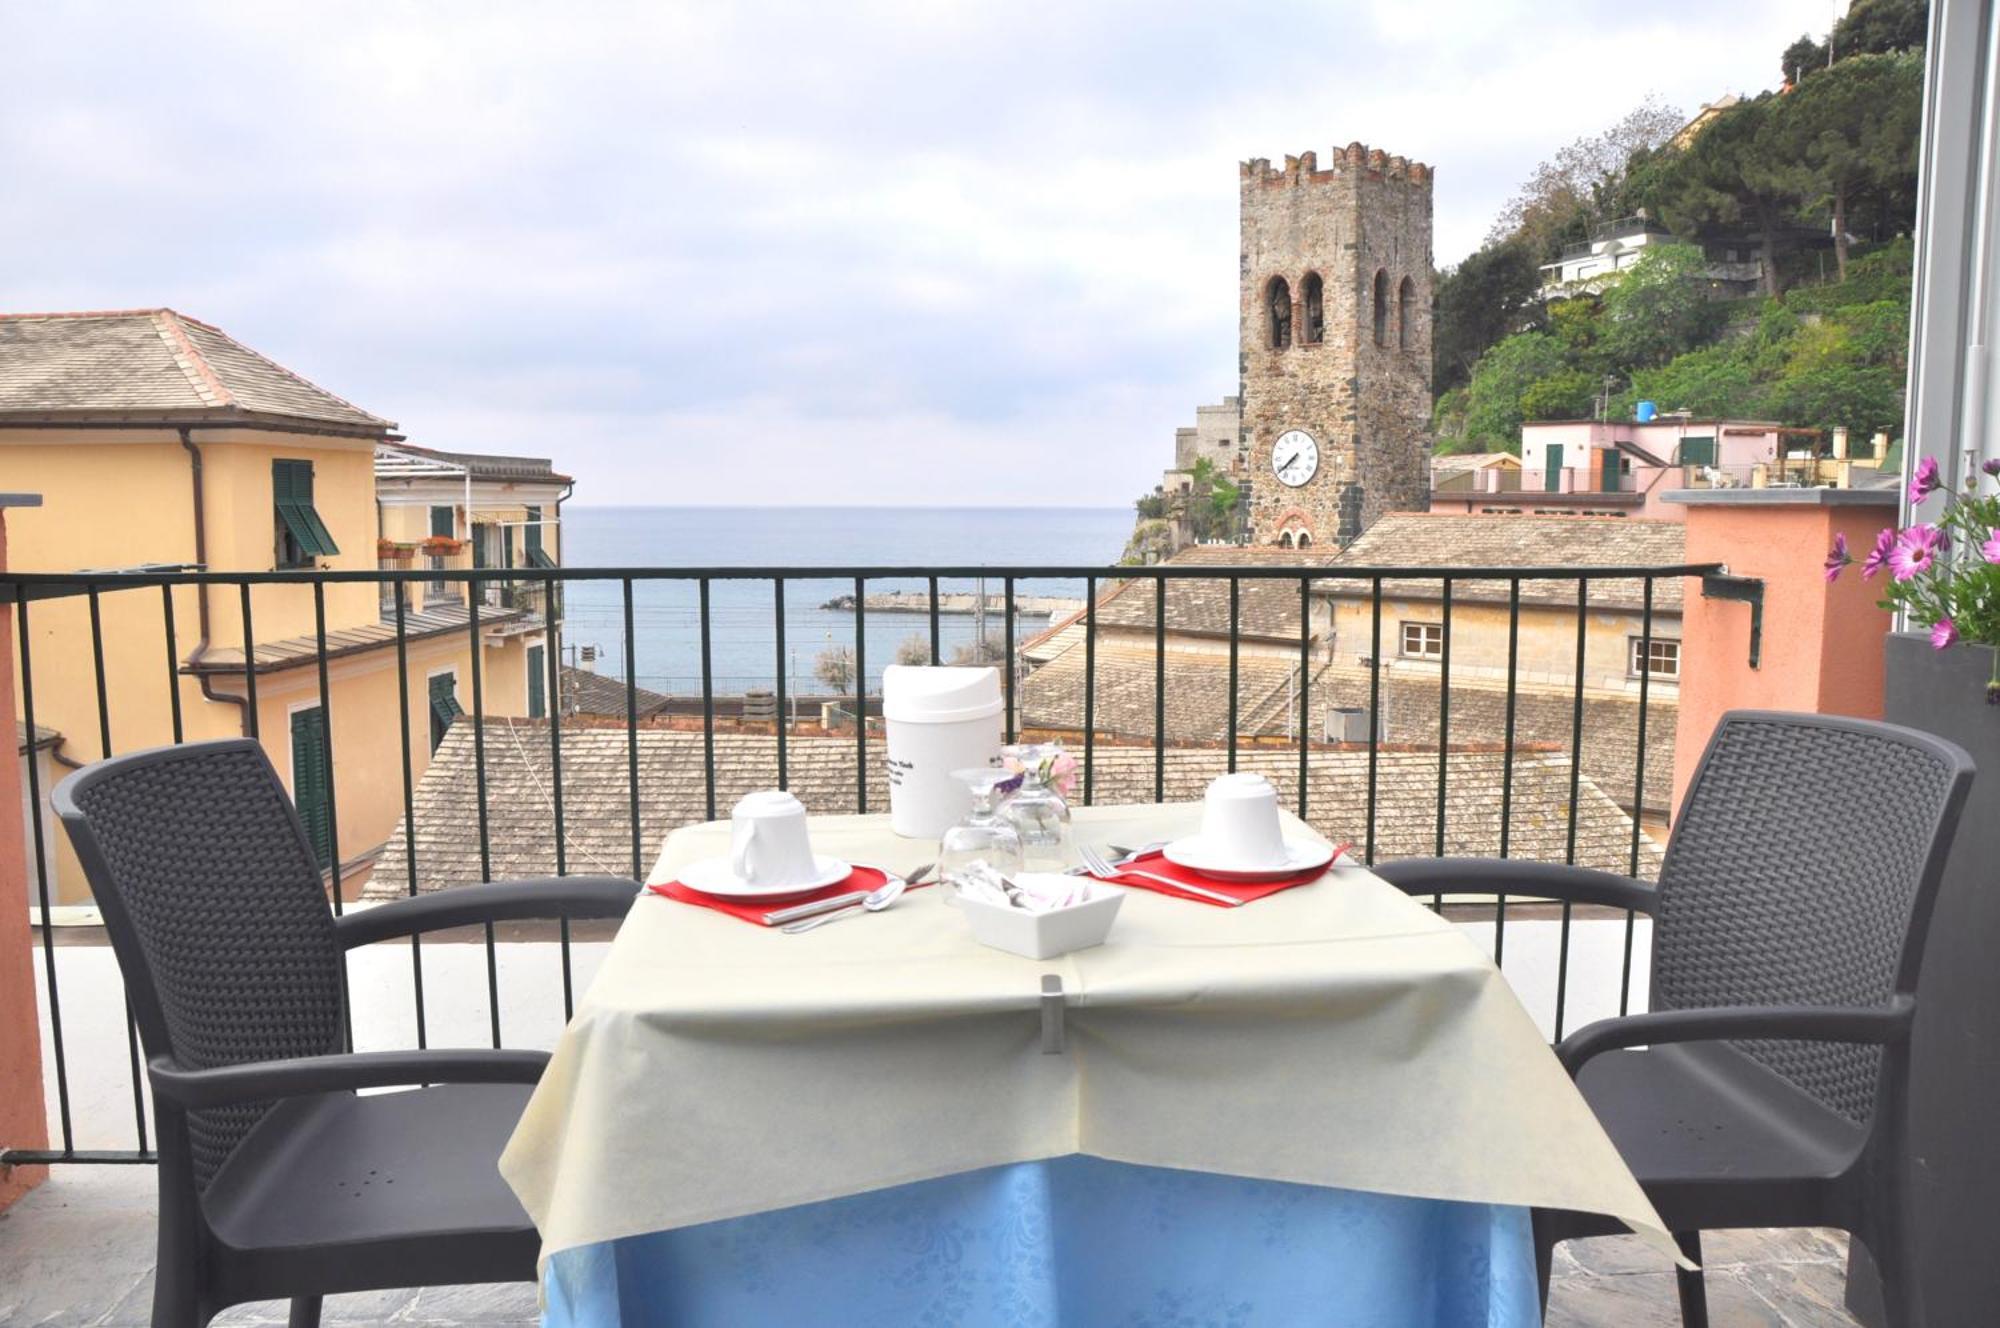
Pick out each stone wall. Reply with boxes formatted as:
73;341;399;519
1240;144;1434;547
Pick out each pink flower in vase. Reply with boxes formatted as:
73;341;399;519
1045;751;1080;800
1860;527;1896;579
1889;524;1946;582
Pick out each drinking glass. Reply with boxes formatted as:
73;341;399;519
938;768;1024;905
998;742;1074;873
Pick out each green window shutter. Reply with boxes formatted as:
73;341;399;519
1679;436;1717;467
290;706;332;870
1544;444;1564;491
524;506;543;558
428;672;464;752
528;546;557;570
527;645;546;719
472;522;492;570
431;505;456;538
274;460;340;559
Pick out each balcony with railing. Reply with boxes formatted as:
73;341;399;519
0;548;1912;1324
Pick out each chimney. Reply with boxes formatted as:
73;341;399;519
1831;426;1850;460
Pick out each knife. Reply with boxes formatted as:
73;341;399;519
761;862;933;926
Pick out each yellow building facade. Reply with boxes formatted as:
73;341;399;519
0;310;563;905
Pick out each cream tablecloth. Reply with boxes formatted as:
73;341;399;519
500;801;1677;1268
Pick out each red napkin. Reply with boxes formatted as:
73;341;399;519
649;867;929;927
1108;844;1352;907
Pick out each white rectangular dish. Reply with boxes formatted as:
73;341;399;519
958;881;1125;959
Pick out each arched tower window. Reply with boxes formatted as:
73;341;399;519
1279;531;1295;549
1296;531;1313;549
1398;276;1416;350
1300;272;1324;344
1267;276;1293;350
1371;269;1390;347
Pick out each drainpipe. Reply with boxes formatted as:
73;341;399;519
178;429;250;734
550;480;573;713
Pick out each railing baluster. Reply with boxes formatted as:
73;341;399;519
310;583;344;915
160;585;183;743
1226;577;1240;774
90;586;150;1155
624;578;641;880
238;582;259;738
1553;576;1589;1042
1365;577;1382;866
1622;577;1655;1016
545;577;572;1021
1153;574;1166;803
853;575;867;813
1003;577;1016;744
699;577;716;822
773;578;788;791
1297;576;1310;819
928;575;941;665
392;581;426;1049
1496;578;1520;967
1082;576;1096;806
466;588;500;1049
1433;578;1451;911
17;596;76;1157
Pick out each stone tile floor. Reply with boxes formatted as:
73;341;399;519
0;1167;1863;1326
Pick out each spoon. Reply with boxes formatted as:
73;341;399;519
780;875;907;933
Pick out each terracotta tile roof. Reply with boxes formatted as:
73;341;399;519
365;724;1660;897
0;309;393;433
1095;545;1337;642
1432;452;1520;472
189;602;523;674
1019;640;1316;742
1327;513;1687;610
379;441;573;486
562;666;671;719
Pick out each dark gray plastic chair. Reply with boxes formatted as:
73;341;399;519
1375;710;1973;1328
52;738;639;1328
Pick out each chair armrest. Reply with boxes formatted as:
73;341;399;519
1555;995;1918;1076
148;1047;550;1109
335;875;640;948
1370;857;1658;914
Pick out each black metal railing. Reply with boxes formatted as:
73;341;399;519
1;559;1721;1168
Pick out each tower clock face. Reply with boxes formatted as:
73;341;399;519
1272;430;1319;488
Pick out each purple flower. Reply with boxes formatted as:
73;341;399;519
1910;456;1941;504
1932;616;1959;650
1861;527;1897;579
1823;532;1851;583
1984;529;2000;565
1889;524;1946;581
1984;458;2000;478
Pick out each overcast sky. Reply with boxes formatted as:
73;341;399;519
3;1;1837;507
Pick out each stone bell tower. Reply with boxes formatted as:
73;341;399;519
1240;143;1434;549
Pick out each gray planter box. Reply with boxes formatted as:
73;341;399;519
1870;631;2000;1325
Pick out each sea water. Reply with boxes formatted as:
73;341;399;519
558;505;1131;696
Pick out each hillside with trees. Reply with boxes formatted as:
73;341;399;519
1432;0;1927;456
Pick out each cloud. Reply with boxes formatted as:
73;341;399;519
0;0;1833;505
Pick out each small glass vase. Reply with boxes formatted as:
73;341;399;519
938;768;1025;906
999;742;1074;873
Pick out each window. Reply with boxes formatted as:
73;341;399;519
1300;272;1324;344
1278;530;1294;549
1372;269;1390;347
1630;636;1681;681
1400;621;1444;660
1267;276;1292;349
524;504;556;569
289;705;332;870
1295;531;1312;548
1397;276;1416;350
273;460;338;568
430;505;456;538
1677;436;1717;467
527;644;547;719
428;671;464;752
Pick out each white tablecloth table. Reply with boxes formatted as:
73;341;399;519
501;801;1673;1296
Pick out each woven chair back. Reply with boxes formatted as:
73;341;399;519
59;740;345;1187
1655;713;1965;1124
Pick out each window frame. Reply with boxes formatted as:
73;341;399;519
1628;635;1681;681
1400;620;1445;661
426;667;464;752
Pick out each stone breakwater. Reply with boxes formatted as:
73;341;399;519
820;591;1082;618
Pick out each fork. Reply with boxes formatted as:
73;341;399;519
1077;844;1244;908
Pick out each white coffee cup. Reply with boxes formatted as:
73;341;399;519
1199;773;1288;867
729;790;818;886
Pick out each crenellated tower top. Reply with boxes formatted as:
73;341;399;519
1239;142;1433;188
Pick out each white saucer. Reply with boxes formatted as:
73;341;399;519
675;854;854;901
1160;836;1337;883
